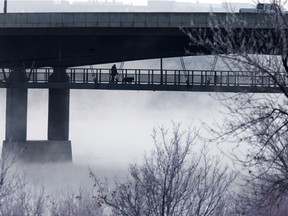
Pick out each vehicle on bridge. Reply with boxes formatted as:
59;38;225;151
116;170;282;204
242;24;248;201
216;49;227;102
239;3;278;13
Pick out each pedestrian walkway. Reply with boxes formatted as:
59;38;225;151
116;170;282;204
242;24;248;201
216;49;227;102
0;67;282;93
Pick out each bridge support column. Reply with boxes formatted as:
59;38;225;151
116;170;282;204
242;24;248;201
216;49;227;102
47;68;72;161
2;69;29;161
48;68;70;140
5;69;28;142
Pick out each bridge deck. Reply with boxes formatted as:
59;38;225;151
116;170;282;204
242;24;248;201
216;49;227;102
0;68;282;93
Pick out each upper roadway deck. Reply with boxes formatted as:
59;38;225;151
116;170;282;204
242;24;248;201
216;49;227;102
0;12;285;68
2;12;208;28
0;12;279;29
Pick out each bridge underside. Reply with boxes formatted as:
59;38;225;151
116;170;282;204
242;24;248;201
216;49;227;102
0;27;279;69
0;27;197;68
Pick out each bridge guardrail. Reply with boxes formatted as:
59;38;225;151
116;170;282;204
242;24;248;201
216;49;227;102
0;67;282;88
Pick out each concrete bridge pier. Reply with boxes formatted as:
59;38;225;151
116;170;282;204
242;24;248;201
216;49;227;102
2;69;29;161
5;69;28;142
47;67;72;162
2;68;72;163
48;68;70;141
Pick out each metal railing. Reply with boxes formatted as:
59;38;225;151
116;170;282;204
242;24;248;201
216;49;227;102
0;67;283;88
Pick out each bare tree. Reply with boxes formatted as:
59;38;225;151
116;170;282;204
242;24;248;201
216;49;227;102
91;124;235;216
183;0;288;211
0;146;25;208
0;186;48;216
0;147;49;215
0;143;108;216
49;187;104;216
227;179;288;216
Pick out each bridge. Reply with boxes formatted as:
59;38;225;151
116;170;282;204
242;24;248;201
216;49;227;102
0;12;283;162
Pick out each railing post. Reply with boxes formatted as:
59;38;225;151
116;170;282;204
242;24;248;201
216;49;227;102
191;70;194;85
31;68;34;82
220;71;222;86
45;68;49;82
138;69;141;84
261;71;264;86
174;70;176;85
71;69;75;83
148;70;150;84
227;71;230;86
86;69;88;83
72;69;75;83
99;69;102;83
82;69;85;83
134;69;137;84
165;70;167;84
35;68;38;82
160;58;163;84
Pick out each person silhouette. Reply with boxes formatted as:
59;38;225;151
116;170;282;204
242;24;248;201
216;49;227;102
111;64;118;83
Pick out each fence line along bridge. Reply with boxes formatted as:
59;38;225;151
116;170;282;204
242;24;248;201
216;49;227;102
0;67;282;93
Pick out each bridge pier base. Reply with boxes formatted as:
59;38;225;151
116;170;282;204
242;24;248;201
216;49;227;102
2;68;72;163
2;140;72;162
